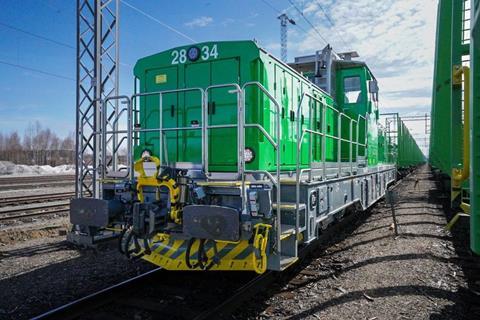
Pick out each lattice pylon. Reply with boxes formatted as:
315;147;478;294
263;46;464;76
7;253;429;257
76;0;119;199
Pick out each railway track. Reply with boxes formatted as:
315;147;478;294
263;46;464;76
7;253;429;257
0;192;75;207
0;175;74;185
0;202;70;222
32;169;416;319
0;175;76;191
31;191;381;320
0;182;74;191
0;175;81;222
32;268;267;320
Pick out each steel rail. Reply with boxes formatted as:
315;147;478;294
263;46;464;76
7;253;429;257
0;192;75;206
0;175;75;185
0;202;69;215
0;207;70;222
32;268;164;320
0;181;74;189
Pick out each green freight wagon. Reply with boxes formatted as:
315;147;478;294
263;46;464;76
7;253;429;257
429;0;479;254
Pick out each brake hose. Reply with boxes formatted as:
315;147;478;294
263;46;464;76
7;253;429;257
185;238;218;270
118;228;128;254
123;230;144;260
200;239;218;270
185;237;201;269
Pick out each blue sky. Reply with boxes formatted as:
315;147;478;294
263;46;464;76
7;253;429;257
0;0;437;150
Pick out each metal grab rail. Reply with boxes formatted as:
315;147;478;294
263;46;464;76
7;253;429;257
98;88;207;184
131;87;206;171
452;66;471;186
357;114;367;157
242;81;282;256
295;92;368;238
102;96;131;181
295;92;366;177
100;84;276;182
203;83;242;178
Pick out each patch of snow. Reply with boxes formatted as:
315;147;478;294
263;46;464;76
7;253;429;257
0;161;75;176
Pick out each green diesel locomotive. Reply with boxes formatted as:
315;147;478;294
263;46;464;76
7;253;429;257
69;40;424;273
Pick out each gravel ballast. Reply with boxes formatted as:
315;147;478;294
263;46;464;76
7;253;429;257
0;165;479;320
0;236;154;320
234;165;480;319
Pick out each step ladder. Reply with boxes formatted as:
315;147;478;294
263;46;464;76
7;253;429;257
269;202;307;271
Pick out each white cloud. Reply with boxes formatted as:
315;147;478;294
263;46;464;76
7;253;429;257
221;18;235;27
379;96;431;110
184;16;213;28
264;42;281;52
303;2;319;15
285;0;436;149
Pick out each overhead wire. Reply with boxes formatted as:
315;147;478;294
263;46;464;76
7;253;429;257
260;0;282;14
0;21;74;49
313;0;350;50
0;59;74;81
287;0;334;52
0;2;194;81
120;0;196;43
0;21;75;81
259;0;323;49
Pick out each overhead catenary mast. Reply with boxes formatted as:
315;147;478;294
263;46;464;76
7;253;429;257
69;0;120;246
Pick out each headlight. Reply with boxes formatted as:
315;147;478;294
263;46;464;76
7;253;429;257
244;148;255;163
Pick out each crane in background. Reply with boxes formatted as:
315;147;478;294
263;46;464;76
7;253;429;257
278;13;295;62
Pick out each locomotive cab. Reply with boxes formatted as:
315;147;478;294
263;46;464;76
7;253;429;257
335;62;379;120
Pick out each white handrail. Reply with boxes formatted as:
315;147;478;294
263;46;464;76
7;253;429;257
242;81;282;255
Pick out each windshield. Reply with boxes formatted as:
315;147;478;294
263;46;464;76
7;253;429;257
344;76;362;104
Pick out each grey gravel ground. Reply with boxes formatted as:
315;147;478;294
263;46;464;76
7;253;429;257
0;185;74;242
233;165;480;320
0;183;154;320
0;236;154;320
0;166;479;320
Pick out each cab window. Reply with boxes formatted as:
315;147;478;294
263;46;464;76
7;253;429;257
344;76;362;104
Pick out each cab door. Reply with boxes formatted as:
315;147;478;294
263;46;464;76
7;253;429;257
208;58;239;170
145;66;178;162
182;61;211;163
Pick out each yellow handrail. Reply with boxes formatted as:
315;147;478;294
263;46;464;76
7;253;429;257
252;223;272;274
452;66;470;188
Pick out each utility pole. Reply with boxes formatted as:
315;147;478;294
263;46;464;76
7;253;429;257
278;13;295;62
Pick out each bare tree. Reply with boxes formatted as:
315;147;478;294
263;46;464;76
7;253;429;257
6;132;22;163
0;133;4;153
0;122;75;166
